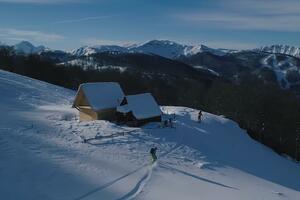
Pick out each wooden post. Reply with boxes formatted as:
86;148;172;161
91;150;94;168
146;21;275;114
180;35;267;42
296;135;299;161
295;121;300;161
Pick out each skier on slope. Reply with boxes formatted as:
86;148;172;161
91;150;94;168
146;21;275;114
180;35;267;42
150;147;158;163
198;110;203;123
168;118;173;128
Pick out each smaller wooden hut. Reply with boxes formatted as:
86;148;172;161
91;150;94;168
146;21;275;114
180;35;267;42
116;93;162;126
72;82;125;121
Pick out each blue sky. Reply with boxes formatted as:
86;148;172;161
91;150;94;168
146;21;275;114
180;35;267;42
0;0;299;51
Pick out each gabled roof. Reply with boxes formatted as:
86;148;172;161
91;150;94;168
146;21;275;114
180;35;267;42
73;82;125;111
117;93;161;120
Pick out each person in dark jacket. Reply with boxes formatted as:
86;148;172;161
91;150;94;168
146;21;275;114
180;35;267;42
198;110;203;123
150;147;158;163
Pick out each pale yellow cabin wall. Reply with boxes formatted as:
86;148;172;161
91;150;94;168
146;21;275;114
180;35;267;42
73;89;90;108
78;107;117;121
74;87;120;121
79;107;98;121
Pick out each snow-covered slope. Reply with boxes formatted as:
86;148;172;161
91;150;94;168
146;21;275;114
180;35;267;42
259;48;300;89
1;69;300;199
258;45;300;58
71;40;233;58
193;65;220;76
261;52;300;89
13;41;49;55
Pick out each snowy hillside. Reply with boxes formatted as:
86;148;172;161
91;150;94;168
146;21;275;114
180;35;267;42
71;45;128;57
60;57;127;72
71;40;232;58
258;45;300;58
1;69;300;200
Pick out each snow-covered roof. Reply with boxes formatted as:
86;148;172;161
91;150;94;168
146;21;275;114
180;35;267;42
117;93;161;120
73;82;125;111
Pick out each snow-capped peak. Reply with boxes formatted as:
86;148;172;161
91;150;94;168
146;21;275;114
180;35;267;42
183;44;231;57
13;41;49;55
258;44;300;58
140;39;180;47
129;40;187;58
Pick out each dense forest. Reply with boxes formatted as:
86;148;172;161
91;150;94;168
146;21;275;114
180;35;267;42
1;46;300;161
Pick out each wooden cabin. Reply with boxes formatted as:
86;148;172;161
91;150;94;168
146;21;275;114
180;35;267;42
72;82;125;121
116;93;162;126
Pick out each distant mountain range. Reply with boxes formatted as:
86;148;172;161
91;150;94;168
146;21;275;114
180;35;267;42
3;40;235;58
257;45;300;58
6;40;300;59
70;40;236;58
1;40;300;95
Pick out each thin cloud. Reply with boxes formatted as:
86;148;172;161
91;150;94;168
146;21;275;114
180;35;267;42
175;12;300;32
174;0;300;32
4;37;27;42
80;38;136;46
0;28;64;42
53;16;112;25
230;0;300;15
204;40;258;50
0;0;86;4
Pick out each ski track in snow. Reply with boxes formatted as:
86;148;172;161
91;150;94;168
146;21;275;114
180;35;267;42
115;163;155;200
72;163;150;200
